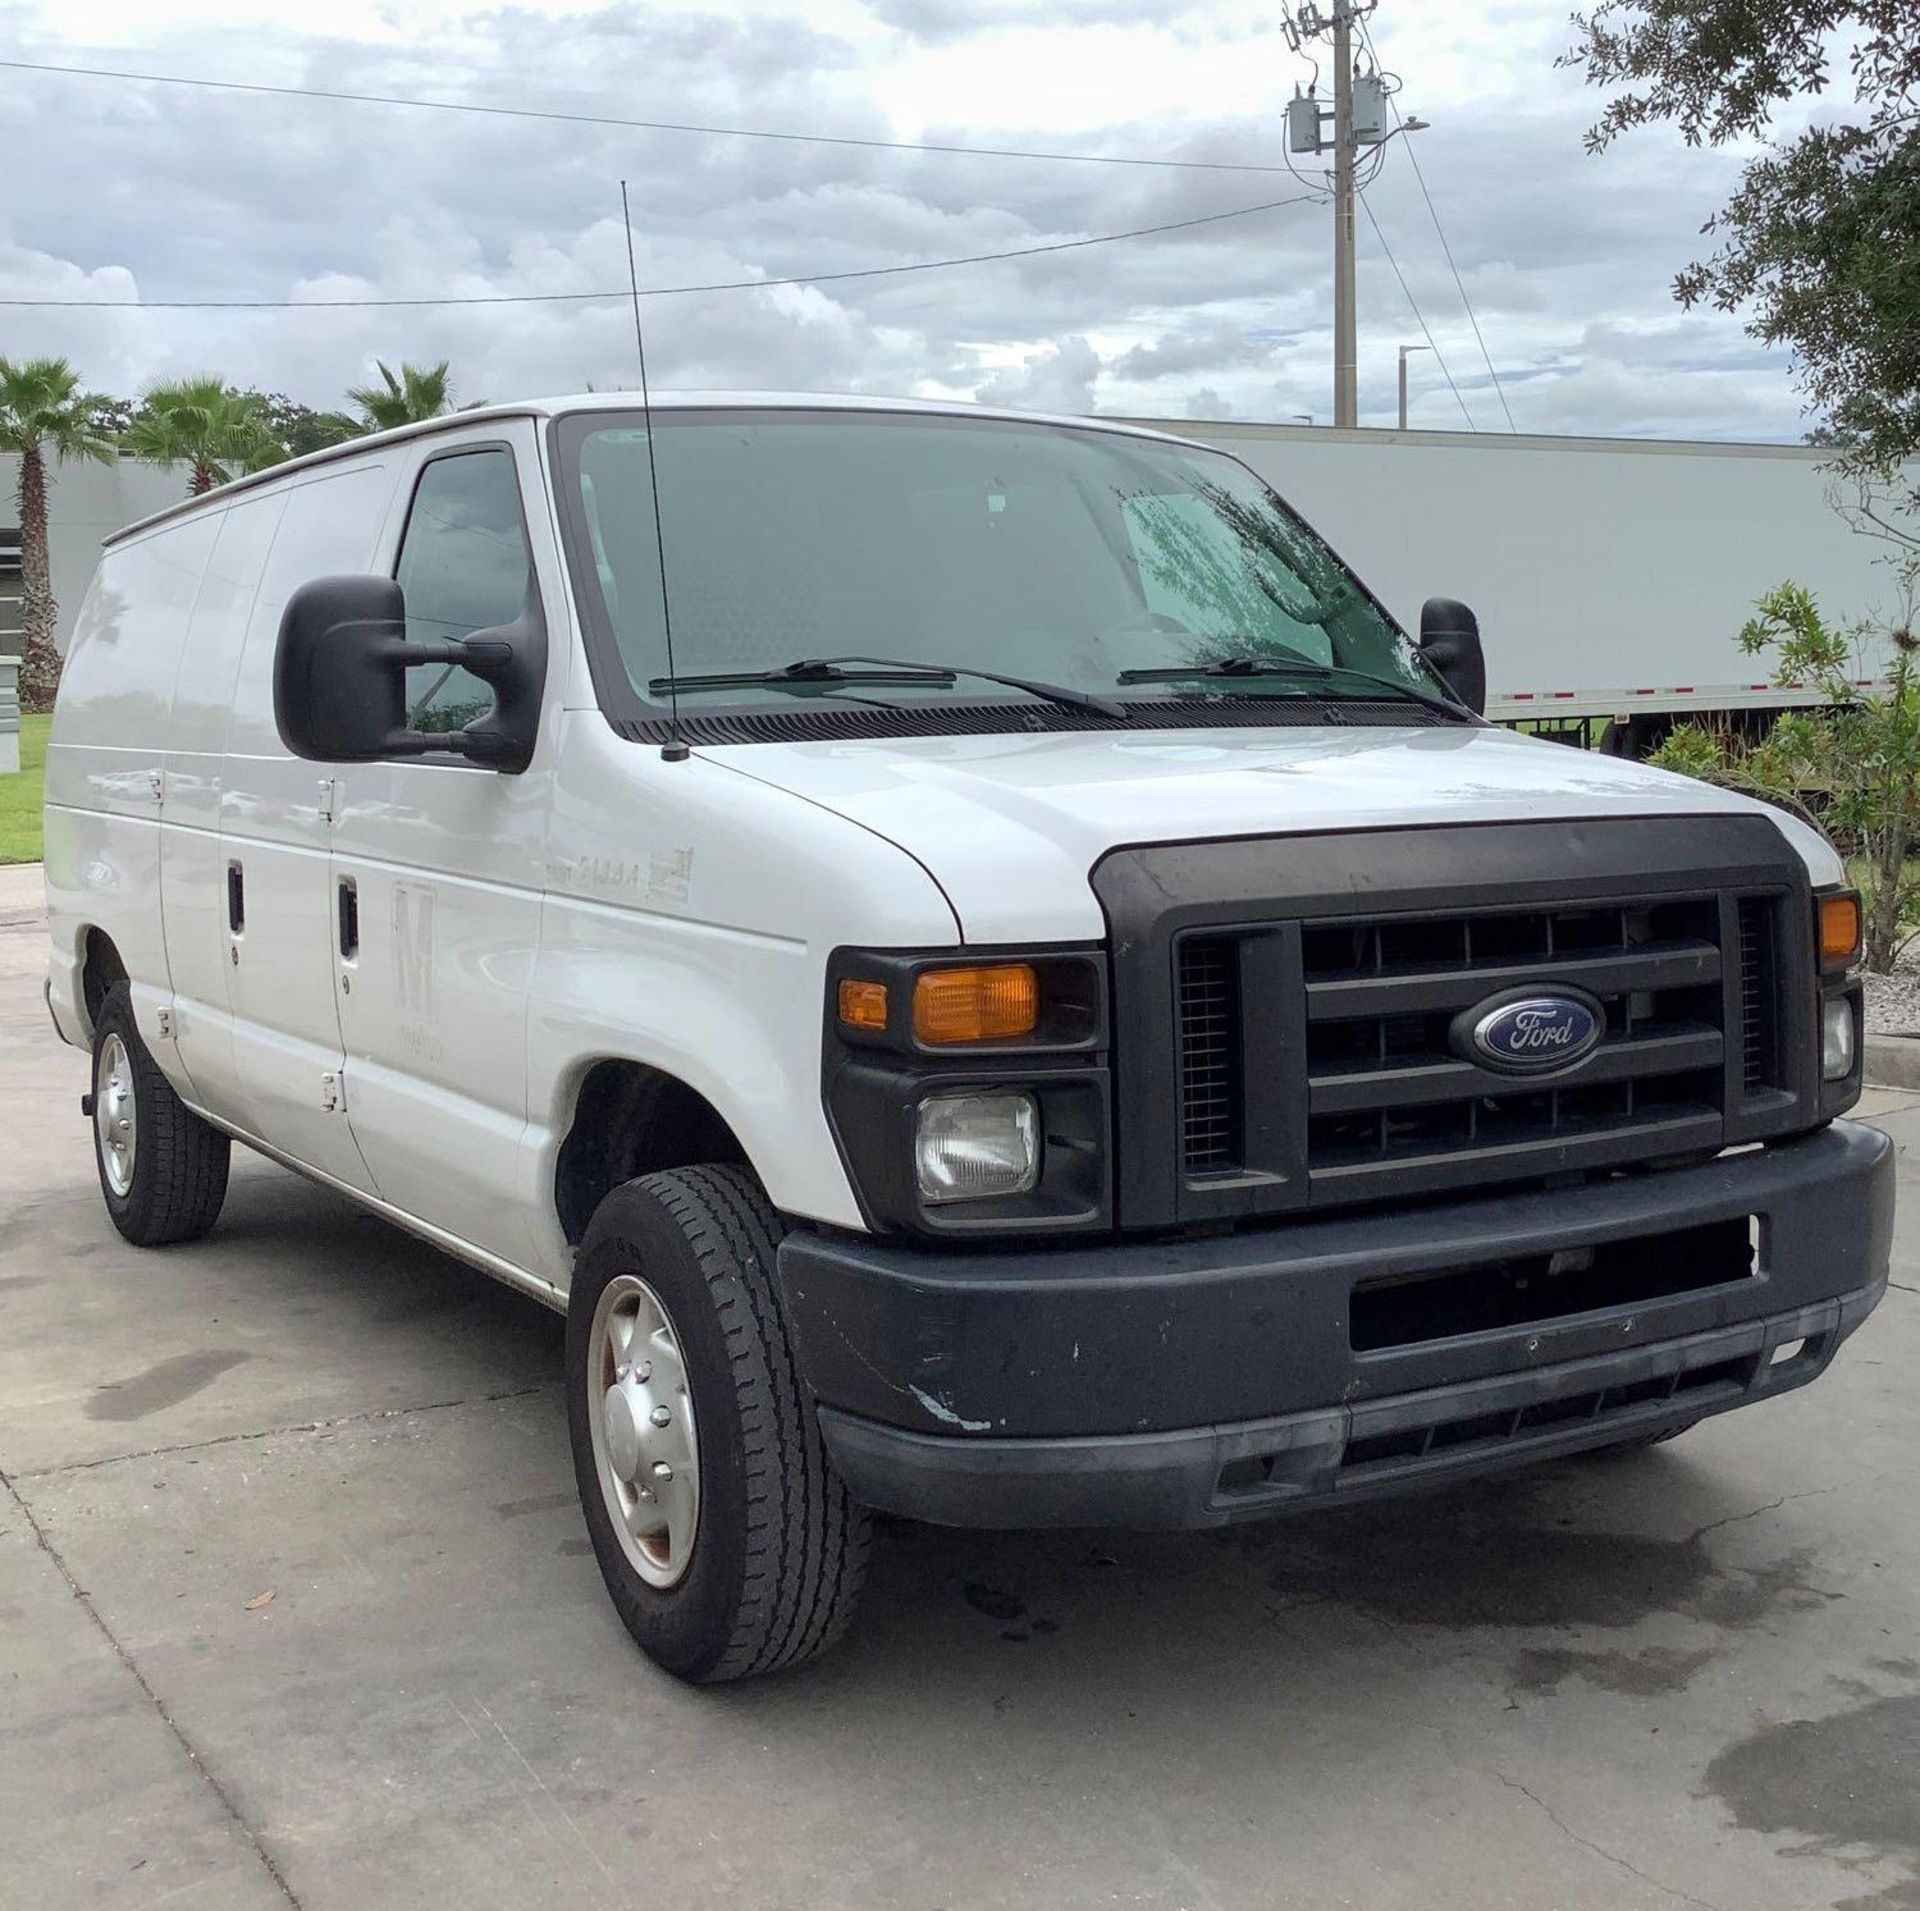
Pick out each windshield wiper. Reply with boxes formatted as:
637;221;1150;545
1117;654;1468;717
653;654;1127;719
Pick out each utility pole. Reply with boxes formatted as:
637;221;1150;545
1330;1;1358;429
1286;4;1424;430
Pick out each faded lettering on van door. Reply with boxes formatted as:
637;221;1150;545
391;882;442;1062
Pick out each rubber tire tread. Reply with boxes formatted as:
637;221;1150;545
569;1165;870;1683
91;982;230;1246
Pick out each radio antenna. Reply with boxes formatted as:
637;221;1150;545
621;178;688;763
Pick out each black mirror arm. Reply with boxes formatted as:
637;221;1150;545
373;726;524;769
374;635;513;673
367;631;536;768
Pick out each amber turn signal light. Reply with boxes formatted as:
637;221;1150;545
837;978;889;1032
1819;892;1862;968
912;964;1039;1043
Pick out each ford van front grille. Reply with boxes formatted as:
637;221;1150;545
1294;896;1728;1202
1101;818;1818;1230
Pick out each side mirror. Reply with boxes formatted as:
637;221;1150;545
1417;597;1486;716
273;574;544;773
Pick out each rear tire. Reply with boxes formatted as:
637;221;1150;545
90;983;230;1247
566;1165;871;1683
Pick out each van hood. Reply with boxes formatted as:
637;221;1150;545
708;722;1840;942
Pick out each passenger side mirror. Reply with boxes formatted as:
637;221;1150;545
273;574;544;773
1417;597;1486;716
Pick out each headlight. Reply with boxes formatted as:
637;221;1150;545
915;1092;1040;1202
1823;995;1857;1082
825;946;1108;1235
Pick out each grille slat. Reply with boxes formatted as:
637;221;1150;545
1305;938;1720;1020
1307;1023;1722;1114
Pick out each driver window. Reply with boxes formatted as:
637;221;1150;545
394;448;533;732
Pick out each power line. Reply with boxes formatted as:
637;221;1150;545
0;55;1297;177
1356;13;1517;430
0;190;1322;310
1357;192;1476;429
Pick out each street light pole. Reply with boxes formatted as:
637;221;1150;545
1397;343;1430;430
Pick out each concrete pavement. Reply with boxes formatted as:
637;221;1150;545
3;860;1917;1910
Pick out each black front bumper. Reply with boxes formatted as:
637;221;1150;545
777;1119;1893;1529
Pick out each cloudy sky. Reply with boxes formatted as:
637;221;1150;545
0;0;1819;440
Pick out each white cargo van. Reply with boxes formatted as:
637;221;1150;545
43;395;1891;1682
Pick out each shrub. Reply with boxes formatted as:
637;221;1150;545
1649;564;1920;972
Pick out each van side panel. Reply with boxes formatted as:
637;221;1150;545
218;462;398;1191
159;492;287;1119
44;515;221;1062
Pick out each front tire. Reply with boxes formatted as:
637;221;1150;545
90;983;230;1246
566;1165;871;1683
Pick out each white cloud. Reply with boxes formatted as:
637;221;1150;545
974;334;1102;412
0;0;1816;443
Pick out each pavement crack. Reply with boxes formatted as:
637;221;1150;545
1888;1281;1919;1296
1489;1768;1726;1911
1685;1485;1835;1546
12;1382;559;1480
0;1466;303;1907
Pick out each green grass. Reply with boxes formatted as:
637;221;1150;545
0;713;50;864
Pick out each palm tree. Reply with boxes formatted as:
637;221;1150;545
346;359;456;431
0;357;117;712
125;378;287;496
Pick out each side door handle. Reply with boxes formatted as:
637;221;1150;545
226;861;245;935
337;876;359;962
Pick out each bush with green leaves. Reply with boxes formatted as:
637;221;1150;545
1651;566;1920;971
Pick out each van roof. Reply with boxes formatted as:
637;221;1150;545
104;391;1198;546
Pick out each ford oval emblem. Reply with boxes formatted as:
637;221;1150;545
1456;989;1604;1074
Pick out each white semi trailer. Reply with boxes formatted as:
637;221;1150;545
1137;419;1906;751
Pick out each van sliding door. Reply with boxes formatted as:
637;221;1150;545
217;464;398;1195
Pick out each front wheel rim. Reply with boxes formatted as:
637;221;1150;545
96;1033;137;1198
588;1274;701;1589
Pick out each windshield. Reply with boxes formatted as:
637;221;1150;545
556;409;1441;717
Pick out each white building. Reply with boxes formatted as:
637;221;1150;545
1;457;184;773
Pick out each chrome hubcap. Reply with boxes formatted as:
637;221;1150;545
588;1275;699;1589
96;1033;137;1198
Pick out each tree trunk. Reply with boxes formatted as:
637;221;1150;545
14;446;63;714
1867;805;1910;974
1868;872;1901;973
190;462;215;497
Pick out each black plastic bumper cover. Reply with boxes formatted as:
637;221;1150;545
777;1120;1893;1530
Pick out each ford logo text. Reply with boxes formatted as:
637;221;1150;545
1455;990;1604;1075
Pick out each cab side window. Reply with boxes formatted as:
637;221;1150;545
394;448;533;733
